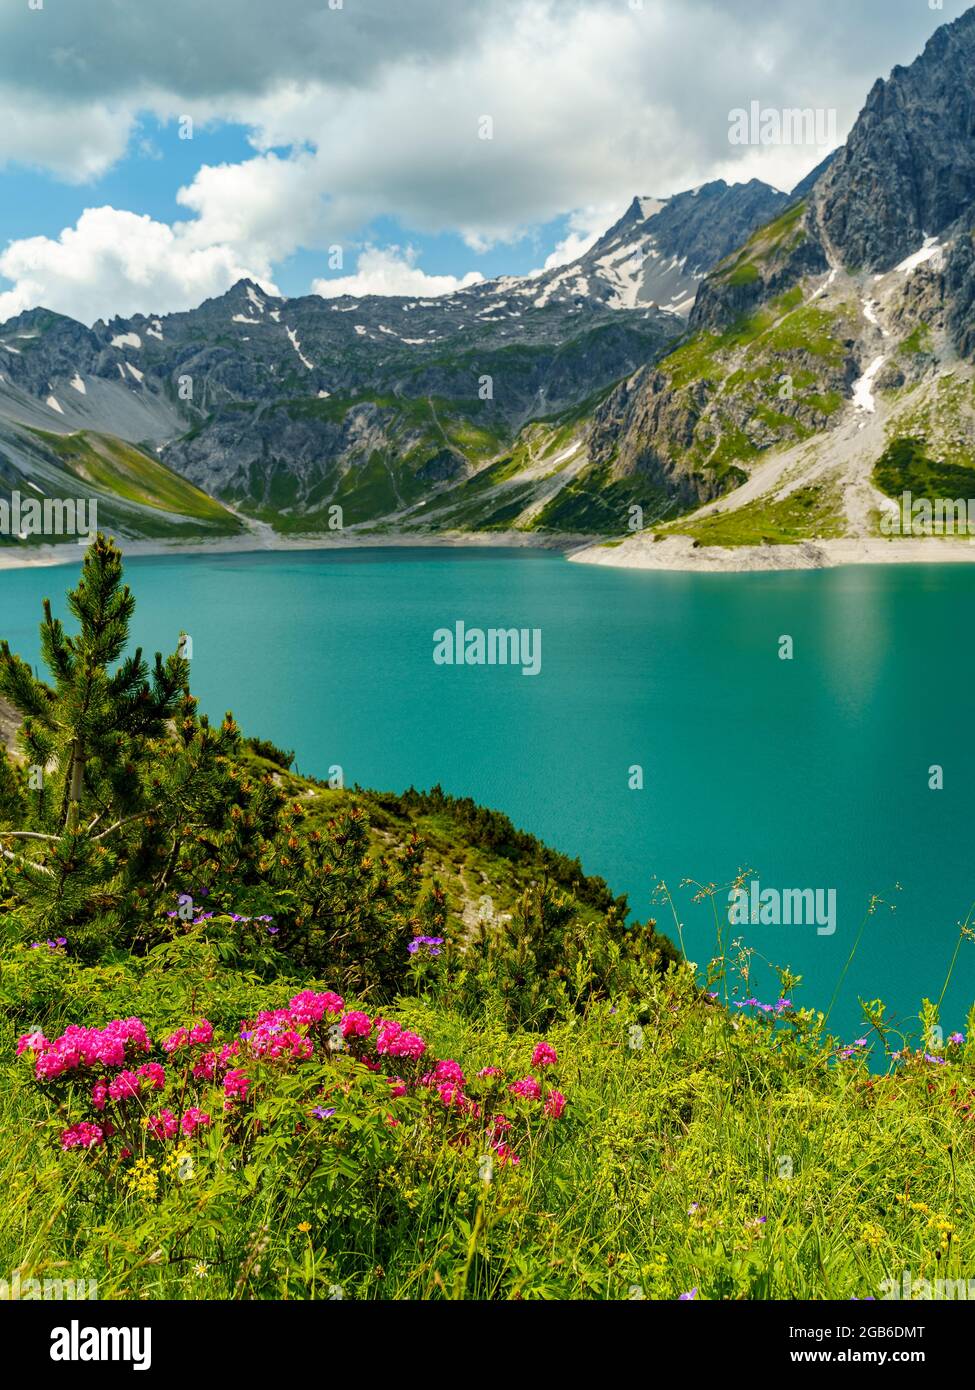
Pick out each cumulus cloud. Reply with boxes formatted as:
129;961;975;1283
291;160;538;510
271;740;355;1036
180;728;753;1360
0;207;275;325
311;245;484;299
0;100;133;183
175;151;328;265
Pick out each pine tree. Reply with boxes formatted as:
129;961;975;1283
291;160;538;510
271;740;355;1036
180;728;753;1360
0;536;281;949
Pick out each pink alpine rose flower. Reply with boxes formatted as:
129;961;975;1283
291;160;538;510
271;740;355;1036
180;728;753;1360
107;1070;142;1101
147;1110;178;1141
341;1010;372;1039
544;1088;567;1119
509;1076;542;1101
61;1121;104;1150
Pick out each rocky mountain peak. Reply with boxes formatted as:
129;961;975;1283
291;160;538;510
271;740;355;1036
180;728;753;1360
815;5;975;271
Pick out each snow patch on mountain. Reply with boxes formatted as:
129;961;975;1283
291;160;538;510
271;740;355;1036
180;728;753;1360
852;355;886;413
286;327;313;369
894;236;945;277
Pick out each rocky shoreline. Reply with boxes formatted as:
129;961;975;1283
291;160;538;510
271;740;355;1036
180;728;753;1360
566;533;975;573
4;525;975;576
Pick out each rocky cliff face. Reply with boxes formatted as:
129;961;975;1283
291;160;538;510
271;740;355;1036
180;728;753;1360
689;7;975;350
588;367;715;510
544;179;790;317
814;8;975;273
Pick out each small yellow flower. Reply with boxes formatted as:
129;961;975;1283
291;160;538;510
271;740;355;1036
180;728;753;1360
860;1223;886;1251
125;1157;158;1200
297;1221;311;1234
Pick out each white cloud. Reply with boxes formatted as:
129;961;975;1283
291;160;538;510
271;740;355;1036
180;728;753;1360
149;0;888;272
175;149;327;264
0;207;275;324
311;246;483;300
537;200;630;273
0;100;134;182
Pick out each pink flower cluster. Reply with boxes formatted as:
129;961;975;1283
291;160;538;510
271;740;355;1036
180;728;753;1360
289;990;344;1025
145;1106;211;1141
161;1020;214;1052
61;1121;106;1150
192;1042;240;1081
145;1107;210;1140
375;1018;426;1060
341;1010;372;1038
242;1010;314;1062
20;992;567;1177
509;1076;543;1101
19;1017;149;1080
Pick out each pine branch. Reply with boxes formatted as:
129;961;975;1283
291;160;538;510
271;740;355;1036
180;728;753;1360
91;809;159;841
0;845;55;877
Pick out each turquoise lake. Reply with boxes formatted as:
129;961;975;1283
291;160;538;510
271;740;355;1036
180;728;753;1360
2;546;973;1044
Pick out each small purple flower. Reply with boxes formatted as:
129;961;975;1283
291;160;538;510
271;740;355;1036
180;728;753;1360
678;1288;698;1301
733;996;791;1015
408;935;444;958
924;1053;947;1066
948;1032;964;1046
312;1107;336;1120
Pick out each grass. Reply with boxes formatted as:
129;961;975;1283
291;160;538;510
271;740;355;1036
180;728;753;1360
711;200;808;288
665;483;847;547
1;877;971;1300
24;429;241;534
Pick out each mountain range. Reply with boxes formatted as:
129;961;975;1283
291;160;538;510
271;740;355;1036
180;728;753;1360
2;5;975;554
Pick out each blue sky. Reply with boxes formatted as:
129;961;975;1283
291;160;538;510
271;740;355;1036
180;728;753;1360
0;0;966;325
0;115;573;301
